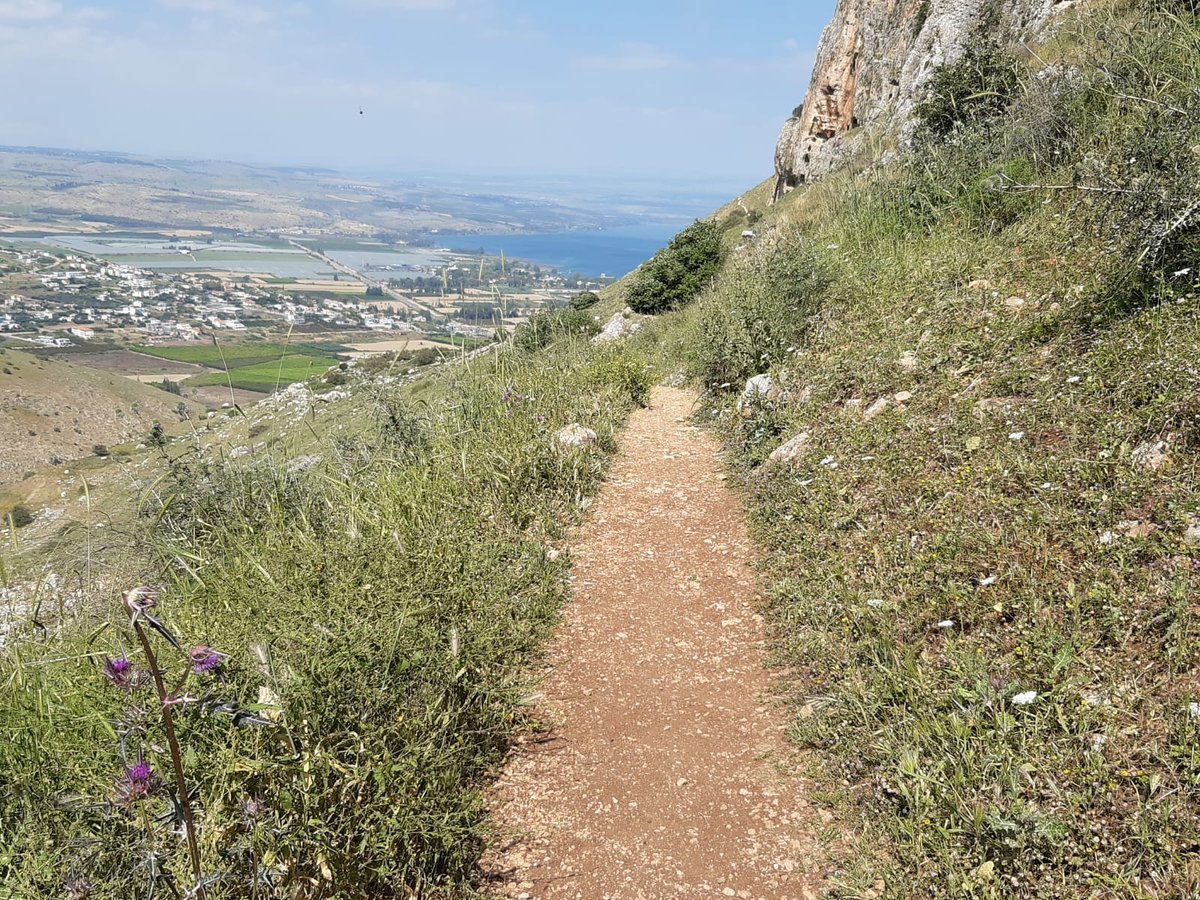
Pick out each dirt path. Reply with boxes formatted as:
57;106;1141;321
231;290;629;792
483;386;824;899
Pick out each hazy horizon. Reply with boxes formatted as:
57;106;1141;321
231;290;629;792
0;0;836;184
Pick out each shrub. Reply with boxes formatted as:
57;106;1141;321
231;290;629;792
513;308;600;352
627;219;722;314
8;505;33;528
569;291;601;311
92;444;109;458
913;40;1021;140
690;235;832;387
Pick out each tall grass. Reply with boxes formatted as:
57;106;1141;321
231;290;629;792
0;336;652;897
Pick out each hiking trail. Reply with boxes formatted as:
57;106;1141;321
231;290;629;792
483;386;826;899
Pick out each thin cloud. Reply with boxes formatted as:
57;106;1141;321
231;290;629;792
0;0;61;19
158;0;274;26
575;41;688;72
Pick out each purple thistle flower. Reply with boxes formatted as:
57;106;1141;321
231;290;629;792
188;645;226;675
64;877;93;899
115;756;157;806
102;656;141;691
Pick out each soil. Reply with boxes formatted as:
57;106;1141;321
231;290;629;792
483;386;825;899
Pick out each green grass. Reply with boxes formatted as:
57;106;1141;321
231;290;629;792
184;354;341;392
0;334;652;897
633;2;1200;895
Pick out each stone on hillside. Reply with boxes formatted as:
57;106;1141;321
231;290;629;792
738;374;775;411
1004;297;1027;309
1183;519;1200;547
863;397;890;422
555;423;597;449
968;279;994;291
894;390;914;404
765;431;812;467
1131;439;1171;471
593;312;641;345
897;352;919;373
316;389;350;403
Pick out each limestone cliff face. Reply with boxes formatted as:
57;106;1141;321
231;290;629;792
773;0;1079;198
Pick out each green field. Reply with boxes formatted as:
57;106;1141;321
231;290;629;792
185;353;339;392
135;343;336;370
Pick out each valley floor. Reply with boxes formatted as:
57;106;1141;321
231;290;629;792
483;386;826;899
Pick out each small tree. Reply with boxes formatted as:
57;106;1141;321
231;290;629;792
569;291;601;311
627;219;722;314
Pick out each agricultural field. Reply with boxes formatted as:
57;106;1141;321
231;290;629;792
184;353;340;393
134;342;337;370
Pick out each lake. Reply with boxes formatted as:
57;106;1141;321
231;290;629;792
446;224;681;278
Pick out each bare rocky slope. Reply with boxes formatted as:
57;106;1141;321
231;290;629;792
773;0;1081;196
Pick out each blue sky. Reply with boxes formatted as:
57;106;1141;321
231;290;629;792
0;0;835;186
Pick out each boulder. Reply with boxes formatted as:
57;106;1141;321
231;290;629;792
593;312;642;344
738;374;775;412
765;431;812;467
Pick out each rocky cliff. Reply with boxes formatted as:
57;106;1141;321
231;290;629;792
773;0;1079;198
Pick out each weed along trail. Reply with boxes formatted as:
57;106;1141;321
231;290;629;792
484;386;824;899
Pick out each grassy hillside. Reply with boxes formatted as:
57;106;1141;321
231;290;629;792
0;348;201;493
0;331;652;897
630;1;1200;895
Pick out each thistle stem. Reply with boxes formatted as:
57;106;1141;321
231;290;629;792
134;620;205;898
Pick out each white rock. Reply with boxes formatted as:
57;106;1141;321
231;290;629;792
897;352;919;373
555;423;597;448
867;598;885;608
1012;690;1038;706
766;431;812;467
937;619;956;630
1183;519;1200;547
844;398;864;413
894;390;914;404
1009;431;1025;441
863;397;890;422
593;312;641;345
1004;297;1027;309
738;374;774;411
1131;440;1170;470
316;389;350;403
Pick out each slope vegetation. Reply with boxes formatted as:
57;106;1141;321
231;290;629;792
633;1;1200;894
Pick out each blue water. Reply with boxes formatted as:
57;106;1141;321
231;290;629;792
448;224;683;279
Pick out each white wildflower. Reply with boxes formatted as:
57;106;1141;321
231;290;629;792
1098;531;1116;545
1012;690;1038;706
979;575;997;587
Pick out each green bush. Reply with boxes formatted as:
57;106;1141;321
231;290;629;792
690;235;831;387
627;220;722;314
914;40;1021;140
513;307;600;352
7;505;33;528
568;291;601;311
